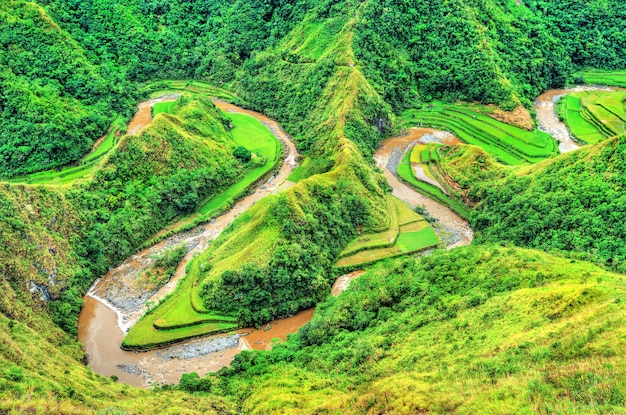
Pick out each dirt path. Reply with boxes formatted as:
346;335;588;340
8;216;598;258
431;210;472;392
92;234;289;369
534;85;619;153
374;128;473;249
79;98;301;387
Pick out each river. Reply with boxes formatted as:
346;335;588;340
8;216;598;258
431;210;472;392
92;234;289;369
78;96;303;386
534;85;620;153
78;95;492;387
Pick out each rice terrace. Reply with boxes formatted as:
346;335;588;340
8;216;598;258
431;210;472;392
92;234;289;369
1;1;626;414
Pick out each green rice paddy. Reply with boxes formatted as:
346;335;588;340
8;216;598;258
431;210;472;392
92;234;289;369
191;112;281;217
400;105;558;165
397;151;470;219
335;196;440;269
557;91;626;145
152;100;177;116
581;70;626;88
122;270;237;350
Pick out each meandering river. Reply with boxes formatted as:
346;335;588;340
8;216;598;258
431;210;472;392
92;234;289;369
84;94;554;387
79;97;302;386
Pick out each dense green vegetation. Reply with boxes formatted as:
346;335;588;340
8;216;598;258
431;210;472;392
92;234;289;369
2;0;626;413
0;1;136;177
526;1;626;69
354;0;572;111
442;135;626;271
204;246;626;414
557;91;626;145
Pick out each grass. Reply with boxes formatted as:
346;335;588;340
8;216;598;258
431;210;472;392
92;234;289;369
400;104;558;165
557;91;626;145
336;197;439;268
122;272;237;350
338;196;399;258
153;100;177;116
141;93;283;247
581;70;626;88
196;112;280;216
245;246;626;414
396;151;470;219
394;227;440;251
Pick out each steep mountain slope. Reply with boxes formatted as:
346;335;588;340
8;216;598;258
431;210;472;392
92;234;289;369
212;246;626;414
0;0;135;176
0;0;626;413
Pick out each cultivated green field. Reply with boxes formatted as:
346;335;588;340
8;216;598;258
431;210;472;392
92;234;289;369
557;90;626;144
335;197;440;268
144;80;241;104
197;112;280;216
153;100;178;116
122;271;238;350
397;151;470;218
581;70;626;88
401;104;558;165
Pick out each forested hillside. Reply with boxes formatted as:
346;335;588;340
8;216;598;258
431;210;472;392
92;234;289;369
0;1;135;176
1;0;626;413
446;136;626;271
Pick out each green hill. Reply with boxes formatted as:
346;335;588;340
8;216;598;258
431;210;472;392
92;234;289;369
213;246;626;414
1;0;626;413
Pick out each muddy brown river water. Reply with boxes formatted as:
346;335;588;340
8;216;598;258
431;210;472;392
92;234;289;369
79;100;477;387
374;128;473;248
79;96;304;386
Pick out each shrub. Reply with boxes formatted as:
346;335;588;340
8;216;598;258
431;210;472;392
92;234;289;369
233;146;252;162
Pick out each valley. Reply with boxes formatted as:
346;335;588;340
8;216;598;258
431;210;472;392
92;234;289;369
1;0;626;414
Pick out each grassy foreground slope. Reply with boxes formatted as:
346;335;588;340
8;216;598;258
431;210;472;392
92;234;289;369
0;311;235;414
212;246;626;414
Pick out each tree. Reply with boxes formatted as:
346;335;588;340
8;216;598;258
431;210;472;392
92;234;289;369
233;146;252;162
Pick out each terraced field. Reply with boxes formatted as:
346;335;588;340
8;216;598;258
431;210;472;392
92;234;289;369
557;91;626;144
335;196;440;269
401;105;558;165
145;80;242;104
397;150;470;219
122;270;238;350
581;71;626;88
152;100;178;116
